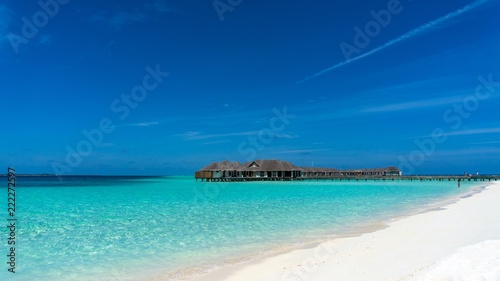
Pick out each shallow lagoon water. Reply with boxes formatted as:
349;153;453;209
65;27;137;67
0;176;480;281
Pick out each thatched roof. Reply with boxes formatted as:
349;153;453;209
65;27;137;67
198;160;401;173
199;160;242;171
239;160;302;172
385;166;400;172
340;167;400;172
301;167;338;172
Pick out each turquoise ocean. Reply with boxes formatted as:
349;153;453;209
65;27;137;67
0;176;484;281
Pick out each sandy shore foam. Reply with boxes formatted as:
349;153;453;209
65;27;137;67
193;182;500;281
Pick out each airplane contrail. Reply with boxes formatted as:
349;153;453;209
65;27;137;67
297;0;491;84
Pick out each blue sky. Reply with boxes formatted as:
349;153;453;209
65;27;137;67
1;0;500;175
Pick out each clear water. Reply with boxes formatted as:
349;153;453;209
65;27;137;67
0;176;483;281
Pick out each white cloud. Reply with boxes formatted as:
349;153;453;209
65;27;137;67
98;142;115;147
146;0;174;13
202;140;232;145
91;11;146;29
176;131;202;140
362;96;465;113
448;127;500;136
39;34;51;45
431;147;500;157
469;141;500;145
176;131;299;141
127;121;160;127
274;133;299;139
277;149;329;154
91;1;176;29
298;0;491;83
0;5;12;44
177;131;258;140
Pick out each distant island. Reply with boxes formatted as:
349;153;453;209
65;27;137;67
195;159;402;182
0;173;56;177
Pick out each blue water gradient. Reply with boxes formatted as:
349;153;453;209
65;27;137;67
0;176;482;280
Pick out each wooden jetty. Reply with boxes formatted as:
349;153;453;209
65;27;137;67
194;159;500;183
196;175;500;182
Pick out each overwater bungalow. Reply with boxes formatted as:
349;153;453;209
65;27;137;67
195;160;243;179
237;160;302;179
195;159;402;181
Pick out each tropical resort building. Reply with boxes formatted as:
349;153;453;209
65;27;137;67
195;159;402;181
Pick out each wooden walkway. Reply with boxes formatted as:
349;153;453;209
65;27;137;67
196;175;500;182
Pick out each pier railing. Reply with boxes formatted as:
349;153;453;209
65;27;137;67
195;175;500;182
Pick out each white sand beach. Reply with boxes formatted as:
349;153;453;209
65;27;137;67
194;182;500;281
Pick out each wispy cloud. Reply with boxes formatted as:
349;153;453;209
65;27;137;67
127;121;160;127
177;131;202;140
469;141;500;145
298;0;491;83
91;1;176;29
202;140;232;145
110;11;146;28
430;147;500;157
39;34;51;45
274;133;299;139
99;143;115;147
145;0;174;13
176;131;299;141
0;5;12;45
277;149;329;155
91;11;146;29
448;127;500;136
362;96;465;113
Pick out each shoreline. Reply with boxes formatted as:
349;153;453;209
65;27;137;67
191;182;500;281
158;183;480;281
